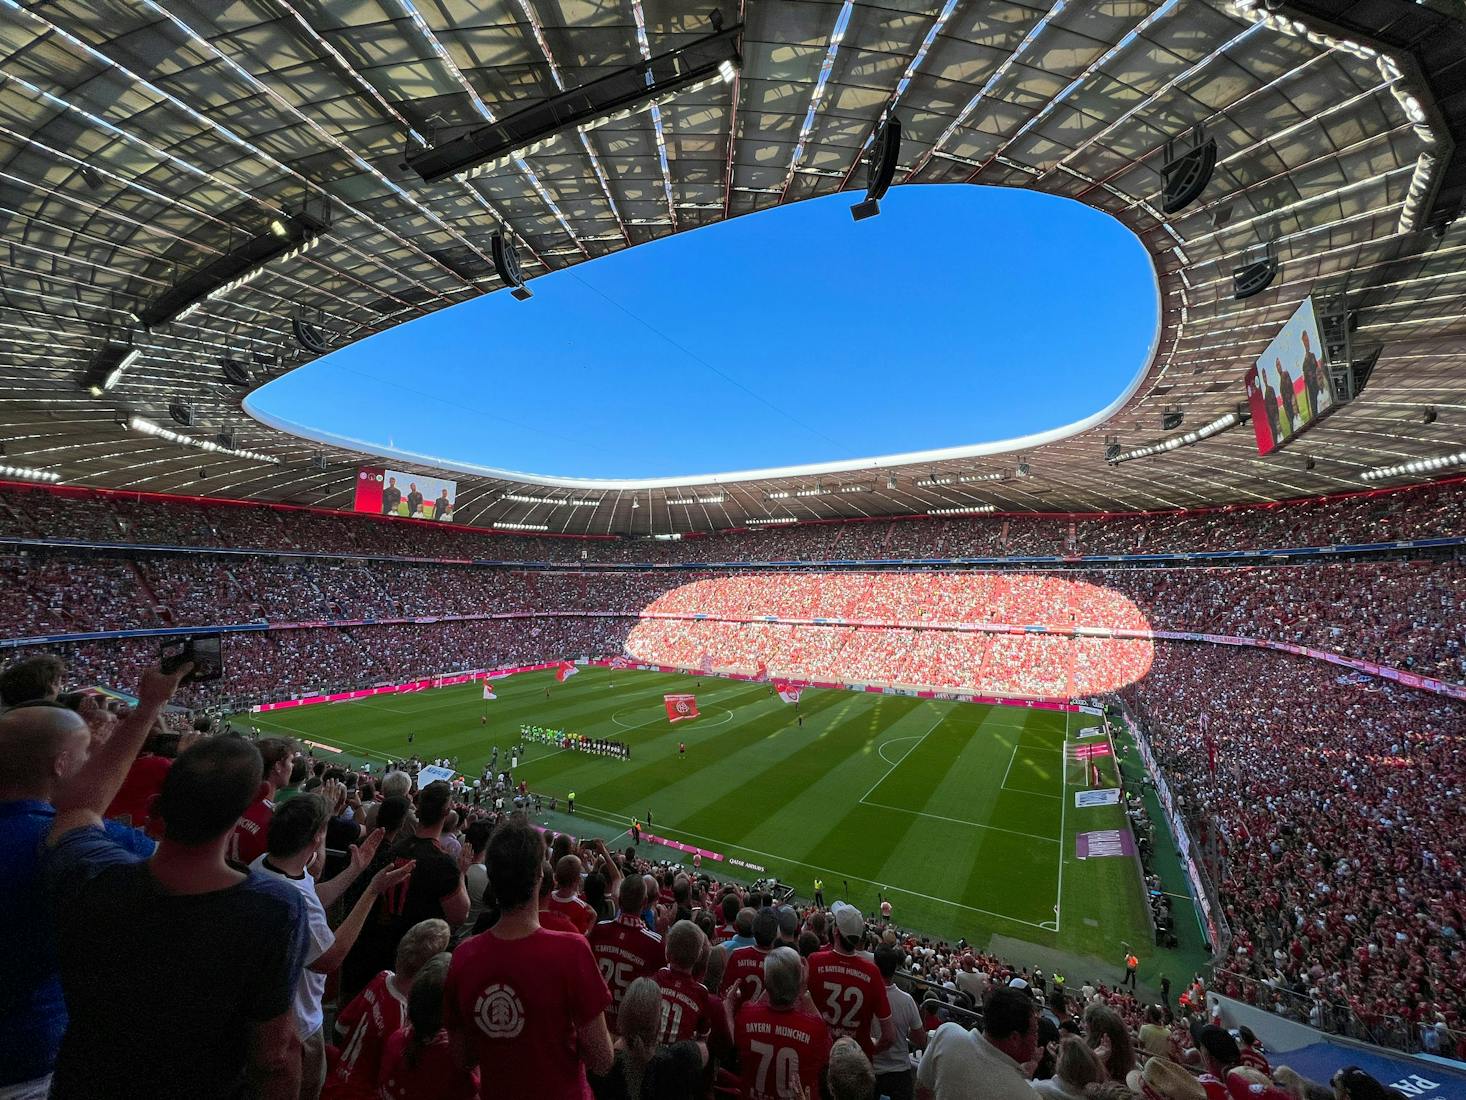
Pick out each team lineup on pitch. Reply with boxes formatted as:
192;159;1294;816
241;665;1152;962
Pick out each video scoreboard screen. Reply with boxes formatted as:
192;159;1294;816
354;466;457;521
1243;296;1337;455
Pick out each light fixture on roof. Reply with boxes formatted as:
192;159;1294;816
1160;125;1217;214
81;343;140;396
405;23;742;184
1112;410;1244;462
927;505;997;515
667;493;725;505
886;476;898;489
504;492;597;507
140;201;331;327
1104;437;1122;464
1162;408;1184;431
747;516;797;525
269;218;290;238
766;490;792;500
494;521;550;531
1016;461;1031;477
128;416;280;464
0;463;62;483
491;232;533;301
168;401;194;428
1422;407;1438;425
852;115;901;221
1360;450;1466;481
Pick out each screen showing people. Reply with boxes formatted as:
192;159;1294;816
353;466;457;521
1244;296;1335;455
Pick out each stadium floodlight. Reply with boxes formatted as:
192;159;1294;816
667;494;725;505
81;344;141;396
1360;450;1466;481
504;492;598;506
1160;125;1217;214
0;463;62;483
405;24;742;184
1113;410;1243;462
766;491;792;500
140;204;331;327
838;484;871;493
747;516;797;525
914;475;956;487
795;485;828;497
927;505;997;515
493;521;550;531
852;115;901;221
128;416;281;464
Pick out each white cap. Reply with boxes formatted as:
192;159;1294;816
831;901;865;941
1009;977;1030;990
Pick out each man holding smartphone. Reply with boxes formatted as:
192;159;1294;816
41;662;312;1099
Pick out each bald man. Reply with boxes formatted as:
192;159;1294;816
0;701;156;1096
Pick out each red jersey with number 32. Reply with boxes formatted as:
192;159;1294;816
653;966;714;1042
733;1002;831;1100
587;916;664;1030
806;949;890;1058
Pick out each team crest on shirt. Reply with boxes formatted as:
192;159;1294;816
474;984;525;1038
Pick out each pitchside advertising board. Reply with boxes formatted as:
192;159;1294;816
1244;296;1337;455
354;466;458;521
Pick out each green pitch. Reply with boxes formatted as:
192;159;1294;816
238;667;1151;965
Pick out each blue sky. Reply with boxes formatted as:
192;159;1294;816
247;185;1157;481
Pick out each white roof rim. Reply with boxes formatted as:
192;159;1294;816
242;262;1162;491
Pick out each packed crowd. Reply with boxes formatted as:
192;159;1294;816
3;648;1448;1100
4;546;1460;686
4;479;1462;564
1122;646;1466;1054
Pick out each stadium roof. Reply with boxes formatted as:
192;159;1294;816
1;0;1462;535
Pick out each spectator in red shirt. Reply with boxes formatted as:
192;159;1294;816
444;817;613;1099
546;853;599;935
654;919;718;1046
324;918;450;1100
807;901;895;1060
588;873;664;1031
722;908;779;1001
227;736;295;865
728;946;831;1100
377;953;476;1100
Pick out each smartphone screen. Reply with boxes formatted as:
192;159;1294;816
160;633;224;684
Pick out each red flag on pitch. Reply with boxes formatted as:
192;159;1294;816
664;693;699;722
773;678;803;704
556;661;579;683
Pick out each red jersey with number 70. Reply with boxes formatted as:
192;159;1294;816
806;949;891;1058
587;916;664;1031
733;1001;831;1100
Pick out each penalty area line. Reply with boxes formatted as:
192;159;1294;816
566;800;1055;932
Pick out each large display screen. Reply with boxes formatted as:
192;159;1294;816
1244;296;1335;455
354;466;457;521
